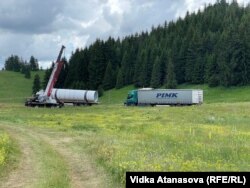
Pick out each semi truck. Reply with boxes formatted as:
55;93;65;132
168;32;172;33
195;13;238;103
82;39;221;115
25;45;98;107
124;88;203;106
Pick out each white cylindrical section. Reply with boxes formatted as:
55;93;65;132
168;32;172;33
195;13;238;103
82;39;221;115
51;89;98;103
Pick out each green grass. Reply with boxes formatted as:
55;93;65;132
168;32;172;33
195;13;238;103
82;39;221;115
0;102;249;186
32;134;70;188
100;85;135;105
0;123;70;188
0;71;44;103
1;71;250;105
178;84;250;103
0;129;20;180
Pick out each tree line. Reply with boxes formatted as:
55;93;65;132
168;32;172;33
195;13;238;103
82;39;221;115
34;1;250;94
56;0;250;92
4;55;39;79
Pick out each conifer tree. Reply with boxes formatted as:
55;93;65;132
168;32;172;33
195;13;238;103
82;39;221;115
116;68;124;89
50;1;250;89
32;74;41;94
24;65;31;79
55;59;68;88
133;52;143;87
205;54;220;87
88;40;106;89
103;61;115;90
166;58;177;89
150;56;162;88
139;49;151;87
29;56;39;71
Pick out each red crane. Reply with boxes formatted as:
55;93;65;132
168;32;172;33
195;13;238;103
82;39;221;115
25;45;98;107
44;45;65;97
25;45;66;107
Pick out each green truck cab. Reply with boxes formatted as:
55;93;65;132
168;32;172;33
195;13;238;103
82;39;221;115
124;90;138;106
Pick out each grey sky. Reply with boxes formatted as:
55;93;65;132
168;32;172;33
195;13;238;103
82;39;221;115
0;0;249;69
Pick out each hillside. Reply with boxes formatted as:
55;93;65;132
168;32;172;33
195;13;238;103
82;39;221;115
0;71;44;103
178;84;250;104
48;1;250;92
1;71;250;104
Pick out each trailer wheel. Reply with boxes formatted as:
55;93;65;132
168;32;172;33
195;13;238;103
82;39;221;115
59;103;64;108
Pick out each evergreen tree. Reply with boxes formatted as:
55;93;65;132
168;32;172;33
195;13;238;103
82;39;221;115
205;54;220;87
138;49;151;87
88;40;106;89
150;56;162;88
32;74;41;94
5;55;21;72
159;50;167;85
228;28;249;85
121;51;133;85
165;58;177;89
116;68;124;89
24;65;31;79
218;56;232;87
133;51;143;87
29;56;39;71
77;49;89;88
175;38;187;84
185;42;196;83
192;56;204;84
57;1;250;89
98;85;104;97
54;58;68;88
103;61;115;90
217;31;232;87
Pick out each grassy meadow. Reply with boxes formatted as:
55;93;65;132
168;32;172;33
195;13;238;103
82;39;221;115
0;132;11;168
0;71;44;103
0;128;20;179
0;71;249;187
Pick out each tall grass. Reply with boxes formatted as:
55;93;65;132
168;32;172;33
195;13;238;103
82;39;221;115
0;72;249;186
0;102;249;186
0;130;20;179
0;132;10;167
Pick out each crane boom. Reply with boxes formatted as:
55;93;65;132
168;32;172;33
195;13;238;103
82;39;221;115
44;45;65;97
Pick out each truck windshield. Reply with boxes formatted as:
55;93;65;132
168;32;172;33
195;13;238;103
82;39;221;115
127;94;133;99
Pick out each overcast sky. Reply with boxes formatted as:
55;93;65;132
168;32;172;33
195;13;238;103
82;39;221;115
0;0;249;69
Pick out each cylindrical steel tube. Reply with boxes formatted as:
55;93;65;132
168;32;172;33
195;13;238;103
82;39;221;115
51;89;98;103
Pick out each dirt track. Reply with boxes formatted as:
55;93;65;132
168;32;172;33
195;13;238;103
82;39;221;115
0;124;109;188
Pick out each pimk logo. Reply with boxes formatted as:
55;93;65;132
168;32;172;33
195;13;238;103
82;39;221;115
156;93;178;98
